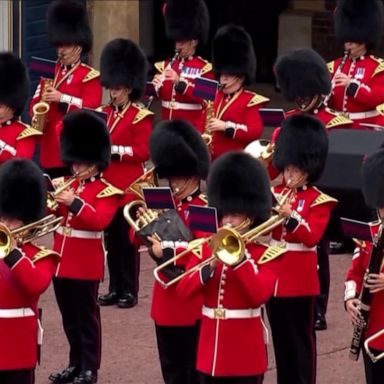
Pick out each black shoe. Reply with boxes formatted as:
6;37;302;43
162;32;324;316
117;293;138;308
49;366;80;383
73;370;98;384
98;291;120;306
315;314;327;331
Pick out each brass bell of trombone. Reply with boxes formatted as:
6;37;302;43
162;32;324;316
244;139;275;164
0;214;62;259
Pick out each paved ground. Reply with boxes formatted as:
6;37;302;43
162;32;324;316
34;241;365;384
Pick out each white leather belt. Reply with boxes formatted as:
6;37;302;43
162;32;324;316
56;226;103;239
270;239;316;252
162;101;202;111
340;110;379;119
0;308;35;318
202;305;261;320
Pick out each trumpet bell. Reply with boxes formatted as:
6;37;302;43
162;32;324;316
210;227;245;266
0;224;13;258
244;139;274;162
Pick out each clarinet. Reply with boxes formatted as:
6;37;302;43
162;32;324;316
154;49;180;92
349;224;384;361
323;50;349;107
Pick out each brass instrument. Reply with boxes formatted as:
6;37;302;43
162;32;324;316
364;329;384;363
47;175;79;211
127;168;157;200
202;100;214;148
0;214;62;259
31;77;53;132
153;189;293;288
244;139;275;164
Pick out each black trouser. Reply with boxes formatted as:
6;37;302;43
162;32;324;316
155;322;200;384
0;369;34;384
267;296;317;384
105;207;139;296
53;278;101;371
199;373;263;384
363;347;384;384
315;237;330;317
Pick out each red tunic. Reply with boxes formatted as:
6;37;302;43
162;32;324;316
271;184;337;297
211;90;269;160
101;102;153;206
0;120;41;164
177;242;278;376
53;177;122;280
345;222;384;351
29;62;102;168
327;55;384;129
154;56;214;133
0;243;59;370
150;193;207;326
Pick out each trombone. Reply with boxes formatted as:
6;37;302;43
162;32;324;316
364;330;384;363
153;189;293;288
0;214;62;259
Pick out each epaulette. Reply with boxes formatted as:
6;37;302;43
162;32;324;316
324;109;353;129
258;244;286;264
17;125;43;140
327;60;335;73
377;103;384;115
132;104;154;124
370;56;384;78
82;66;100;82
310;189;338;207
198;193;208;204
97;179;124;198
246;92;270;107
197;58;212;76
154;61;165;73
32;246;60;264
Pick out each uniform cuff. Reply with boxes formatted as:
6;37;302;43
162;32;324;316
68;197;84;214
175;80;188;94
346;81;359;97
3;248;23;268
200;264;214;284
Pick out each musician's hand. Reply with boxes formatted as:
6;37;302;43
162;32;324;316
164;68;179;84
210;258;219;269
43;87;62;103
278;203;293;218
333;72;351;88
207;118;226;132
366;273;384;293
147;235;163;259
153;74;163;90
346;298;361;325
55;189;75;206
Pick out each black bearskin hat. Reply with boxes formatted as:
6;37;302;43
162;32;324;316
165;0;209;43
150;120;210;179
0;52;29;116
212;24;256;85
273;114;328;183
361;149;384;208
275;48;331;101
208;152;272;224
100;38;148;102
47;0;92;52
0;159;46;224
61;110;111;170
334;0;384;50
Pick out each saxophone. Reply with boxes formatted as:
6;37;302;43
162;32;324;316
201;100;214;149
31;77;53;132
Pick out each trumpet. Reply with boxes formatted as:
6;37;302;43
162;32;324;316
31;77;53;132
0;214;62;259
364;329;384;363
153;190;293;288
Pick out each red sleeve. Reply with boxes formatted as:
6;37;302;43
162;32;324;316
345;243;369;293
232;259;277;306
231;105;263;143
4;251;58;296
119;115;152;164
349;73;384;109
287;202;335;247
14;136;40;160
73;195;120;230
67;78;102;112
